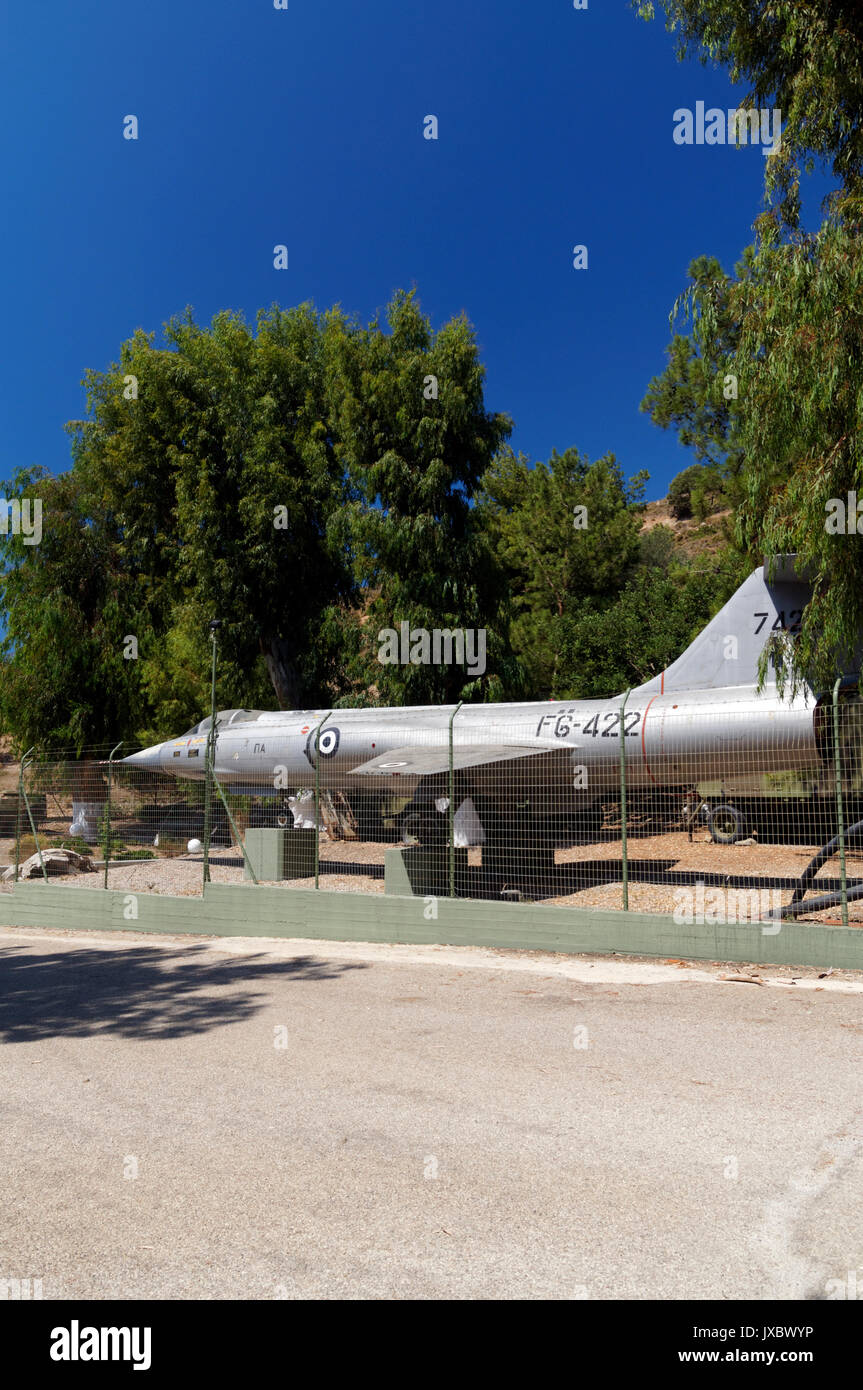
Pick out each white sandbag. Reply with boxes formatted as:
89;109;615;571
288;789;320;830
454;796;485;847
69;801;105;843
433;795;486;847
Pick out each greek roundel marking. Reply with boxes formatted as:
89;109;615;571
304;725;340;765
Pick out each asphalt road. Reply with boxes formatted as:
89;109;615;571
1;927;862;1300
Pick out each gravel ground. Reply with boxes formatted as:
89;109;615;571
3;830;862;924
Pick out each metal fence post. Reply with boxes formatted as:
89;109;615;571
448;701;463;898
202;621;221;889
19;748;47;883
314;712;332;890
620;689;631;912
211;770;258;885
13;747;30;884
202;721;216;890
832;678;848;929
104;741;122;889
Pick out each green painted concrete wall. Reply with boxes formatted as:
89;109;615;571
0;881;861;969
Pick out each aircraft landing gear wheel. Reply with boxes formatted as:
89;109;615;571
709;804;747;844
397;806;445;847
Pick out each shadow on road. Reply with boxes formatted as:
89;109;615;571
0;943;366;1043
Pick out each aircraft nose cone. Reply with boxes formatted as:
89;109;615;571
122;743;165;771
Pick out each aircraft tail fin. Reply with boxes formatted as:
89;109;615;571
630;558;812;696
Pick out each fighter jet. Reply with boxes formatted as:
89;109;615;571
123;557;859;850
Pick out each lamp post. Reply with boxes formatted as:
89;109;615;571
202;619;221;887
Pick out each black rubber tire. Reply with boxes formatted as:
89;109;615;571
397;809;425;844
709;803;747;844
397;806;446;846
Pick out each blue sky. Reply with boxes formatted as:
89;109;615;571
2;0;834;502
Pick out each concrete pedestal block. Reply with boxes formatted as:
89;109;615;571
244;828;317;881
385;846;469;897
482;844;557;884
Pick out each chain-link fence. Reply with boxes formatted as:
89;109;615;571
3;689;863;926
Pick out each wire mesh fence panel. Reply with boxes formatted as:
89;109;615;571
0;747;234;895
263;693;863;923
613;694;862;927
300;703;632;908
3;693;862;926
311;715;449;899
0;754;25;878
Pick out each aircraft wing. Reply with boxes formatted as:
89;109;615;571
349;744;554;777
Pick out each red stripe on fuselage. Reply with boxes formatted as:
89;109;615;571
641;695;658;785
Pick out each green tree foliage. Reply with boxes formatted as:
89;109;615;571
0;467;151;749
638;522;677;572
0;291;519;749
557;566;724;697
667;462;727;520
641;254;745;497
324;289;517;703
726;204;863;690
69;303;353;719
643;208;863;694
476;447;648;697
637;1;863;689
633;0;863;226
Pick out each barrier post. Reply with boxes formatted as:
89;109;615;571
12;747;28;883
314;712;332;889
448;702;463;897
104;741;122;889
19;748;47;883
832;678;848;929
211;770;258;885
202;620;221;888
620;689;631;911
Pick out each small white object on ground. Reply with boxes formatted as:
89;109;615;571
436;795;486;846
288;789;320;829
69;802;105;843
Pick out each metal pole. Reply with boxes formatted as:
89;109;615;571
104;741;122;888
202;620;221;888
832;677;848;929
20;749;47;883
314;712;332;889
620;689;631;912
448;701;463;897
212;769;258;884
13;747;32;884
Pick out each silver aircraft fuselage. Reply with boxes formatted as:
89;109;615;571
122;561;848;811
122;684;822;801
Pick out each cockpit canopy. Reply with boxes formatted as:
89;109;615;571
182;710;265;737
